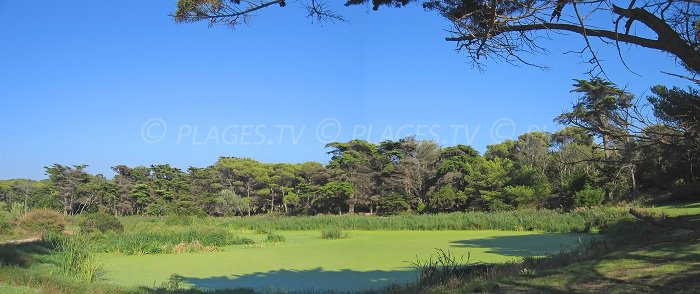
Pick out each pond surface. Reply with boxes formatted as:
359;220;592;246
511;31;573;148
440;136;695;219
100;230;587;292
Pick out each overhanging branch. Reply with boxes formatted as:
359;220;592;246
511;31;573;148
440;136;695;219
445;22;664;51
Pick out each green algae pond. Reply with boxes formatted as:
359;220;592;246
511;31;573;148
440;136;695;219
99;230;587;292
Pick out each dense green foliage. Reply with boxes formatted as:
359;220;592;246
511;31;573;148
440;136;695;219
80;212;124;234
573;185;606;208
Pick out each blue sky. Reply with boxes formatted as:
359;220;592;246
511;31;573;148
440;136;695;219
0;1;692;179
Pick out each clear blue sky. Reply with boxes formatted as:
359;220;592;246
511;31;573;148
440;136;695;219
0;1;691;180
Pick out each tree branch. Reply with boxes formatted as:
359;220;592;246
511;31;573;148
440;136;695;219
446;22;664;51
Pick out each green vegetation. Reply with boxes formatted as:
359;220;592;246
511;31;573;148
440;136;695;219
265;233;286;243
16;209;65;236
652;202;700;217
46;234;102;283
80;212;124;234
319;228;348;240
88;228;254;255
573;185;606;208
221;208;629;233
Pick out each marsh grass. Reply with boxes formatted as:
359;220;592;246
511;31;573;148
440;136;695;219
88;227;254;255
44;234;101;283
320;228;349;240
411;249;482;287
221;208;630;233
404;238;616;292
265;233;286;243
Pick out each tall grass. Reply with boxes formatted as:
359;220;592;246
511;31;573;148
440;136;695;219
220;208;631;233
44;234;101;283
87;227;254;255
411;249;480;287
320;228;349;239
265;233;286;243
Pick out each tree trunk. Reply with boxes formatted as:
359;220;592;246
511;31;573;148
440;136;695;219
602;134;610;160
282;190;288;213
630;165;637;199
63;193;71;215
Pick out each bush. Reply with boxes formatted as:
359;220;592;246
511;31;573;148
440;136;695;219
17;209;65;236
320;228;348;240
80;212;123;234
266;233;286;243
574;185;606;208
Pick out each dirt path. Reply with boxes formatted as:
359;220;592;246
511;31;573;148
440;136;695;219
0;236;41;245
0;229;77;246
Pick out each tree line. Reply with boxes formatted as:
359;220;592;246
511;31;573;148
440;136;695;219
1;79;698;216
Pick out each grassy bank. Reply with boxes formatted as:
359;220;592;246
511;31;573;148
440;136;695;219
391;205;700;293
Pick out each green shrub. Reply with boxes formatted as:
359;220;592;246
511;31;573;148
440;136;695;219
320;228;348;240
17;209;65;236
266;233;286;243
80;212;123;234
574;185;606;208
